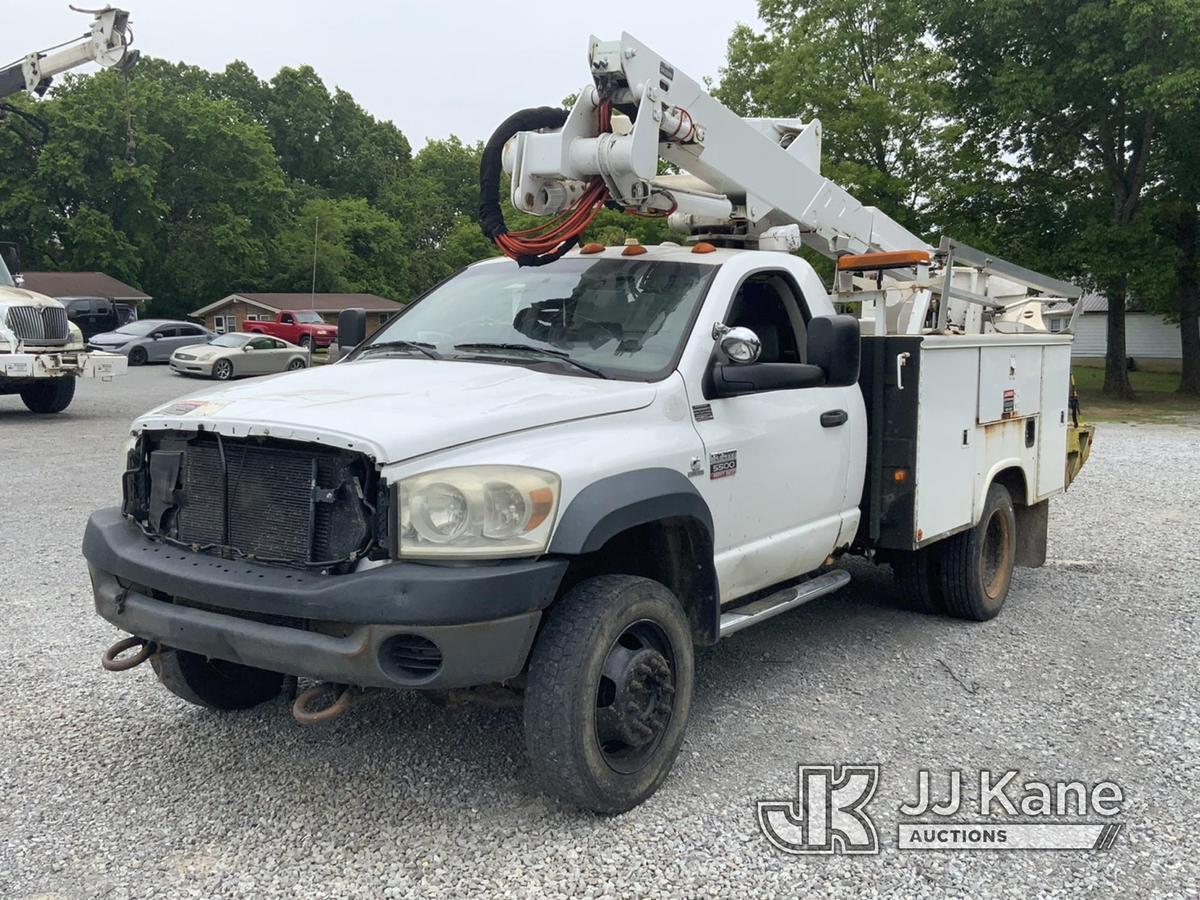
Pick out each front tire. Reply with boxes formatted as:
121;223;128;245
299;335;312;350
937;482;1016;621
127;346;148;366
20;377;76;414
151;647;285;710
524;575;694;814
213;358;234;380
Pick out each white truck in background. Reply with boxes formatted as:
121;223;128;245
85;33;1093;813
0;8;137;412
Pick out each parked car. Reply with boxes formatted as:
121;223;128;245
60;296;120;341
170;332;309;380
88;319;216;365
114;303;138;325
242;310;337;349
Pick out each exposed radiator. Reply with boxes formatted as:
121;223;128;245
134;432;376;567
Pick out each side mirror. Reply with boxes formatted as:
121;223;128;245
338;307;367;349
806;315;860;388
242;345;253;352
150;333;161;340
715;325;762;364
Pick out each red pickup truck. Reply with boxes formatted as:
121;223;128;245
242;310;337;349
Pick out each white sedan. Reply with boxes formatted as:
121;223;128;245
170;333;309;380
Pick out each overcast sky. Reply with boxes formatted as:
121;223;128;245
5;0;762;148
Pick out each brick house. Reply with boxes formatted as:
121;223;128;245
190;292;405;334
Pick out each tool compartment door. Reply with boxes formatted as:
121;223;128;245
914;344;979;543
1036;344;1071;497
977;346;1044;423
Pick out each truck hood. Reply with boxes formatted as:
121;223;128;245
0;285;62;309
136;358;658;463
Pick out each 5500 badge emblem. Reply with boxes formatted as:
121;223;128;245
709;449;737;479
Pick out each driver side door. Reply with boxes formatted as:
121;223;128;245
686;269;856;602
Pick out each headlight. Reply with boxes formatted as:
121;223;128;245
397;466;559;559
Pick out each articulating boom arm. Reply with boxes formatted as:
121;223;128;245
0;6;137;102
501;32;927;259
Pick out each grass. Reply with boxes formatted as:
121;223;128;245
1072;366;1200;424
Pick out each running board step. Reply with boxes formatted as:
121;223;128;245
719;569;851;637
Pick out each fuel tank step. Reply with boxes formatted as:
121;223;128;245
718;569;851;637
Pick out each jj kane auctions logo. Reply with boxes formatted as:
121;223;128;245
758;765;1125;853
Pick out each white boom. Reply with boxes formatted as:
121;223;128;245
503;32;1081;336
0;6;137;101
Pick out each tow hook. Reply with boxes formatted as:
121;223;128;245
101;636;155;672
292;682;363;725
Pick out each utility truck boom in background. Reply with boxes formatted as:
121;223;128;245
85;33;1093;812
0;8;137;413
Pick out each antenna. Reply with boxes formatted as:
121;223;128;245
310;216;319;311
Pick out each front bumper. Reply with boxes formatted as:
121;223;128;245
84;507;568;689
169;356;214;376
2;350;127;379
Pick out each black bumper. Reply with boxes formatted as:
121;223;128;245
83;508;569;689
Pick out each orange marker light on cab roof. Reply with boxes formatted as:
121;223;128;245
622;242;648;256
691;241;716;254
579;242;605;255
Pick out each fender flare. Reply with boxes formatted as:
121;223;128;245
550;468;720;644
550;468;714;555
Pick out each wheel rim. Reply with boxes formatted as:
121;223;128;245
215;360;232;379
593;619;677;775
288;359;304;370
981;509;1013;599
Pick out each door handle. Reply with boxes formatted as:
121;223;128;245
820;409;848;428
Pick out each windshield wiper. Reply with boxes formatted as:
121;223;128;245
357;339;441;360
453;342;608;379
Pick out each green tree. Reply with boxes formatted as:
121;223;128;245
930;0;1200;398
715;0;955;237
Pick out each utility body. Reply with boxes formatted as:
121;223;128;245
84;33;1092;812
241;310;337;349
0;8;137;413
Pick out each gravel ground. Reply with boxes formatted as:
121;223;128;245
1;368;1197;898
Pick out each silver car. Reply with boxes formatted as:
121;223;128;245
170;332;310;380
87;319;216;366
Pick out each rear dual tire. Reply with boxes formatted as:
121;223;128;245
891;482;1016;621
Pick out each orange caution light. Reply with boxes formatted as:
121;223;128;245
622;243;648;256
892;468;909;482
525;487;556;531
691;241;716;254
837;250;931;272
579;242;605;255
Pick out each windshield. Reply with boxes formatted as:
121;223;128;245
115;321;159;336
211;333;251;347
0;256;12;289
293;310;324;324
356;257;717;380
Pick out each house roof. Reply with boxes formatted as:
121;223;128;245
21;271;150;302
191;292;404;317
